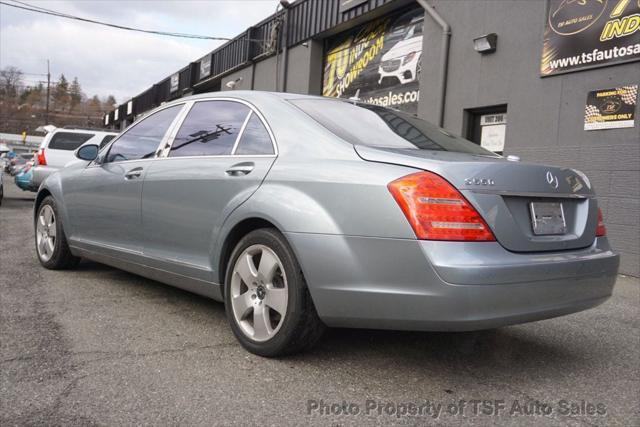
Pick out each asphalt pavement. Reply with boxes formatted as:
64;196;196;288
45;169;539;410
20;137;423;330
1;177;639;426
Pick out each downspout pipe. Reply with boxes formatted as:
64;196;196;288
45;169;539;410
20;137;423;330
279;7;290;92
416;0;451;127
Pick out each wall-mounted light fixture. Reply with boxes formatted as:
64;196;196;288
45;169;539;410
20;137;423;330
225;77;243;90
473;33;497;54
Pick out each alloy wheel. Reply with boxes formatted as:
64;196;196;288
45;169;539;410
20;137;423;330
230;244;288;342
36;205;56;262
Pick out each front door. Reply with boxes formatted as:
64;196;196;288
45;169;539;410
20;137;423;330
65;104;185;253
141;100;277;281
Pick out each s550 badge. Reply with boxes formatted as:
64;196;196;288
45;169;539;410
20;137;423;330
465;178;495;186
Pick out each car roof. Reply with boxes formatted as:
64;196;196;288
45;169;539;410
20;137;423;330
162;90;328;106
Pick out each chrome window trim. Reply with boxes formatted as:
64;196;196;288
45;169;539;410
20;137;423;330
92;102;188;167
159;101;195;158
145;154;278;161
230;111;253;155
161;97;279;159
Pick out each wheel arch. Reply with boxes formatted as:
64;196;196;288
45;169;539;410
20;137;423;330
217;217;282;287
34;188;52;220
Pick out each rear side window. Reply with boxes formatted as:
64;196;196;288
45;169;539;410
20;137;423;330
48;132;94;150
169;101;250;157
106;104;182;163
99;134;116;149
235;113;274;155
290;99;497;156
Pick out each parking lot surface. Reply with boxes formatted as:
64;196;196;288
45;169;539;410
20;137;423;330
1;178;639;426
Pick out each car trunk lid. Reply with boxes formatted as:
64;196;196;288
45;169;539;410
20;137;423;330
355;145;599;252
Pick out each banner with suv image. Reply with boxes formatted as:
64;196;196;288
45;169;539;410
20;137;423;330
322;6;424;114
541;0;640;76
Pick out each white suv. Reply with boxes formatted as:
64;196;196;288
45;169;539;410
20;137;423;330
32;128;118;191
377;15;423;85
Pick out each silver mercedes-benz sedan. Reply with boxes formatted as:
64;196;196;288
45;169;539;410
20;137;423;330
34;91;619;356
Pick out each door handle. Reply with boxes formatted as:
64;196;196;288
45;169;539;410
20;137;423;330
226;162;254;176
124;167;143;180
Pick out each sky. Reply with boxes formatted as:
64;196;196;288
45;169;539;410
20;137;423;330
0;0;283;104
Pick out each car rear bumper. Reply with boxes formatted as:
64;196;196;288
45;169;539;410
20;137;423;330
15;175;36;191
286;233;619;331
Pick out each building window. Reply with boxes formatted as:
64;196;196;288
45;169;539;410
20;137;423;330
465;105;508;154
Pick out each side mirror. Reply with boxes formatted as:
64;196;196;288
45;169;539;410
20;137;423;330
75;144;99;161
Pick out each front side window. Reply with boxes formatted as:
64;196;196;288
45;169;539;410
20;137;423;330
169;101;250;157
48;132;94;150
105;104;182;163
290;99;498;156
235;113;274;155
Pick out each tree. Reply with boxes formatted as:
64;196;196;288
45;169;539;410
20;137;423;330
0;66;23;100
87;94;102;113
103;94;117;110
0;65;115;133
52;74;69;111
24;83;45;109
69;77;82;111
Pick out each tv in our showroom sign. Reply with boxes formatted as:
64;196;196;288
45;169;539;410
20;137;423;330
322;7;424;114
541;0;640;76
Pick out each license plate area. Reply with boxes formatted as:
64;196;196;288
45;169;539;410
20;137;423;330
529;202;567;235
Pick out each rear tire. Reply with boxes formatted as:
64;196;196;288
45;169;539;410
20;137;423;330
35;196;80;270
224;228;325;357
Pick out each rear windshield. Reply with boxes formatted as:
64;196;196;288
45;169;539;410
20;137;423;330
290;99;497;156
48;132;94;150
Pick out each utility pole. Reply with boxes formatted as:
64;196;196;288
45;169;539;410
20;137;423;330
45;59;50;124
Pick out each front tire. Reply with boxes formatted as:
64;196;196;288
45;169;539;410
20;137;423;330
224;228;325;357
35;196;80;269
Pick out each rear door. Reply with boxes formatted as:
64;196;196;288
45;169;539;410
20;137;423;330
65;104;185;253
141;99;277;281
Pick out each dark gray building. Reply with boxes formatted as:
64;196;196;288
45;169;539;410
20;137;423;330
105;0;639;276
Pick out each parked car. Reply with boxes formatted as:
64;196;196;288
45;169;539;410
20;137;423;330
31;128;118;191
8;153;34;176
0;153;8;172
34;91;619;357
15;162;35;191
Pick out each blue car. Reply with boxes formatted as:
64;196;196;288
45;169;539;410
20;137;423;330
15;163;34;191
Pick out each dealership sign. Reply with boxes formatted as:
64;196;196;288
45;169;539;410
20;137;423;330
200;55;211;78
322;6;424;114
541;0;640;76
584;85;638;130
170;73;179;93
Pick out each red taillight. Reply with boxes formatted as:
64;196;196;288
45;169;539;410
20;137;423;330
388;171;496;241
596;207;606;237
37;149;47;166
